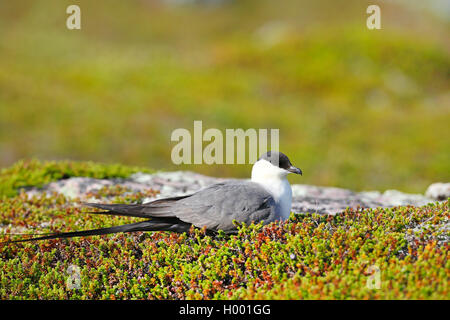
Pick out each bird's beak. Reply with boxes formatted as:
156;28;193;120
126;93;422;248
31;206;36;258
287;166;302;175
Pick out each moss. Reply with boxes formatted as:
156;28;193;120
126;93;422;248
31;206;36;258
0;159;152;198
0;160;448;299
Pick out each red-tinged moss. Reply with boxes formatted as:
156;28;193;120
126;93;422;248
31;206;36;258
0;163;449;299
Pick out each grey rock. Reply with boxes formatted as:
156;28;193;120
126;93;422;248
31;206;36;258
425;183;450;200
22;171;446;216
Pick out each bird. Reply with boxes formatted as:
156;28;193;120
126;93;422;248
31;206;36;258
9;151;302;242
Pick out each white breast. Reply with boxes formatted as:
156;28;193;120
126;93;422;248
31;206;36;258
251;159;293;220
266;178;292;220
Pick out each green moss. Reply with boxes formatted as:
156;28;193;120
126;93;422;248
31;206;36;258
0;161;448;299
0;158;151;197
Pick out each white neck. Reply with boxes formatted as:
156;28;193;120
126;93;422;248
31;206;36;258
251;159;293;220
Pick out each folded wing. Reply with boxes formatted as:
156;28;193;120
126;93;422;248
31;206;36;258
86;181;276;232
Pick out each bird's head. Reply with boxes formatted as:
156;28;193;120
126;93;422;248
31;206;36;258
251;151;302;181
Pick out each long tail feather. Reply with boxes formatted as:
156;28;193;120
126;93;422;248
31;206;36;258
82;195;190;218
1;197;194;244
4;219;191;243
82;203;152;218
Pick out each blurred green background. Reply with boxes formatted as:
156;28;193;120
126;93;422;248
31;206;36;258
0;0;449;192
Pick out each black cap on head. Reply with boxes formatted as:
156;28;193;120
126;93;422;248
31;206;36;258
258;151;302;175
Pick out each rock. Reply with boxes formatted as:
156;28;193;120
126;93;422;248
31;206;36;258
381;190;433;207
290;185;436;215
24;171;445;216
425;183;450;200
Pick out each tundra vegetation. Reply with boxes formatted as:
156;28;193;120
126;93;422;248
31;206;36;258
0;160;448;299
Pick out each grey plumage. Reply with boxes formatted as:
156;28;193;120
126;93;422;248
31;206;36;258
9;181;277;242
8;151;301;242
88;181;277;233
